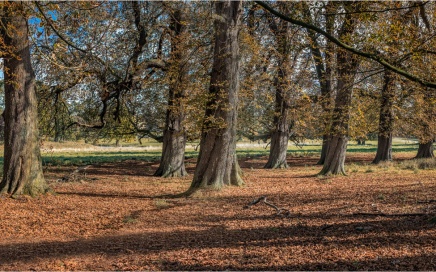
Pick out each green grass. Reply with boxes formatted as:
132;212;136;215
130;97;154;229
40;150;199;166
37;142;424;167
0;139;431;167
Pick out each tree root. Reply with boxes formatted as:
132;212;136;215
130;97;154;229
244;196;291;217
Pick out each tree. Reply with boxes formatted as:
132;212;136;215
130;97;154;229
239;2;312;167
256;1;436;88
373;70;395;163
154;7;188;177
264;2;292;169
371;2;426;164
319;2;360;175
257;1;436;173
414;91;435;159
33;1;168;139
416;140;435;158
0;2;47;196
186;0;243;194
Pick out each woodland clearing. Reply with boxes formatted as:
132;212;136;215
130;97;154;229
0;152;435;271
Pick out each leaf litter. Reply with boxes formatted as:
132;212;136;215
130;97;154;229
0;154;435;270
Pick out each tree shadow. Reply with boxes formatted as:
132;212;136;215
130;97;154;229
0;215;433;270
167;254;435;270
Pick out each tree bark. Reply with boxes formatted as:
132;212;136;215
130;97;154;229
373;70;395;164
263;61;289;169
53;92;64;142
319;74;357;176
264;3;290;169
318;135;331;165
0;2;47;197
155;9;187;178
320;135;348;175
415;139;434;158
186;0;243;194
319;3;359;176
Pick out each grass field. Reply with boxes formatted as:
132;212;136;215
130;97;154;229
0;138;424;167
38;138;425;166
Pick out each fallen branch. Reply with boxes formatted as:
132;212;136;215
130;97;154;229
353;212;429;217
244;196;291;217
58;165;92;182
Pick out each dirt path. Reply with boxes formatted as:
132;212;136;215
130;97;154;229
0;154;435;270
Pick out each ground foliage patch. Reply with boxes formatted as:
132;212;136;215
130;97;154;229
0;154;435;270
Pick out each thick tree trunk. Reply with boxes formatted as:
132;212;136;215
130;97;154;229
319;76;354;176
373;70;395;164
318;135;330;165
187;0;243;194
320;135;348;175
373;135;392;163
264;128;289;169
415;140;434;158
0;3;47;197
319;3;359;176
264;69;290;169
154;120;187;177
264;3;290;169
155;9;187;178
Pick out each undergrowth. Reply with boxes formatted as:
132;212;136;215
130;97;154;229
359;158;436;174
398;158;436;170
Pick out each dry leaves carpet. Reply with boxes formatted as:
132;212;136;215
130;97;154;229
0;154;435;270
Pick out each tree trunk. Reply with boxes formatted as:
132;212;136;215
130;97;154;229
0;2;47;197
373;135;392;162
53;92;64;142
320;135;348;175
186;0;243;194
155;128;187;177
264;3;290;169
319;66;358;176
154;9;187;178
319;3;359;176
415;140;434;158
318;135;330;165
373;70;395;164
264;62;290;169
264;126;289;169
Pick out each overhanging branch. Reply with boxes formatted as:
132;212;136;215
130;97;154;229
255;1;436;89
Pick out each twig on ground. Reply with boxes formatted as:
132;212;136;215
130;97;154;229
244;196;291;217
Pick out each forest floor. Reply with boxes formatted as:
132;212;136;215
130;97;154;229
0;153;435;270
